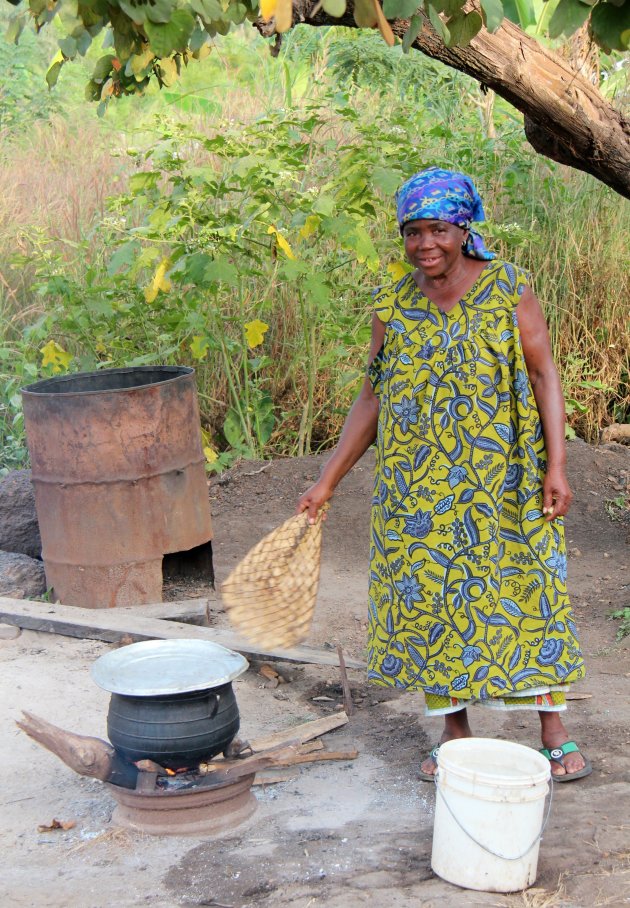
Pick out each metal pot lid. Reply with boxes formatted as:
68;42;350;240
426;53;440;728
90;639;249;696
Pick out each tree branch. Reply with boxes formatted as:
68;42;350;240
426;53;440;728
275;1;630;198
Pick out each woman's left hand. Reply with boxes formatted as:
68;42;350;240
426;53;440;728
542;464;573;520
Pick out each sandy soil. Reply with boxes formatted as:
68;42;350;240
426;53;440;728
1;438;629;908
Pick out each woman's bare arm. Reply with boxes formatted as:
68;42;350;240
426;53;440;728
516;287;572;520
297;314;385;522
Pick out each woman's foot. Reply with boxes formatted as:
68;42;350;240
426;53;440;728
420;710;473;777
539;712;589;779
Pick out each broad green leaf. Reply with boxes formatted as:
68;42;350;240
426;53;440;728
75;30;93;56
190;0;225;22
298;215;321;239
350;225;379;271
252;391;275;446
353;0;378;27
480;0;504;32
85;79;101;102
46;52;65;89
59;35;78;58
129;171;160;191
204;257;239;286
402;13;423;51
322;0;347;16
181;252;213;284
223;408;246;449
144;10;196;57
107;240;141;276
502;0;535;27
427;3;451;42
128;47;155;76
190;335;210;360
590;0;630;50
158;57;178;86
445;9;483;45
313;195;336;216
371;165;403;196
431;0;465;16
6;14;26;44
548;0;591;39
92;53;116;82
119;0;175;25
383;0;421;18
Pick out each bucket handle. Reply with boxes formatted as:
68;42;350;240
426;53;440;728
434;774;554;862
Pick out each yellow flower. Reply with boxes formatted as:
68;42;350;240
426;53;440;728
267;226;296;260
203;446;218;464
190;335;210;360
40;340;73;373
387;261;411;281
144;258;171;303
244;319;269;349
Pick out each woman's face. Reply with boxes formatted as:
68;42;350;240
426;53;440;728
402;219;467;278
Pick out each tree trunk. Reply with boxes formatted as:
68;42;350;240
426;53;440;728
282;1;630;199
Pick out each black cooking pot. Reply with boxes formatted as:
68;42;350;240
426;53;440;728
107;682;239;769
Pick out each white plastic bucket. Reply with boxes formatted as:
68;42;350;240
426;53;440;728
431;737;551;892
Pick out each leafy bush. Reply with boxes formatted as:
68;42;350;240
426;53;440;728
0;28;628;472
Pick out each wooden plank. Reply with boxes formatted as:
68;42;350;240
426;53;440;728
249;712;349;752
273;749;358;766
116;599;212;622
0;597;366;669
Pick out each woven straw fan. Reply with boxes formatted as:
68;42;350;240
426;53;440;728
221;508;326;650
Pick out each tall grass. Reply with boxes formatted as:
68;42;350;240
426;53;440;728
0;26;628;472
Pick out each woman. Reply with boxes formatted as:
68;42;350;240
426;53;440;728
297;167;591;782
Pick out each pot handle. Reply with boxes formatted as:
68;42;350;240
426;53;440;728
208;693;220;719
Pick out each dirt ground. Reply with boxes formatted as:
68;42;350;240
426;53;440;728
1;438;629;908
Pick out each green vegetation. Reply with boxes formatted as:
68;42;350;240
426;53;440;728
609;607;630;641
0;25;628;475
6;0;627;106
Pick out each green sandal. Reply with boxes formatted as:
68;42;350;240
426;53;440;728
418;745;440;782
539;741;592;782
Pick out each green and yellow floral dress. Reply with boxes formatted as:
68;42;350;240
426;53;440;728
367;261;585;715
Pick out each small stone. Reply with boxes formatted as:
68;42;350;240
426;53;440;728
0;623;21;640
603;553;610;558
607;475;617;482
569;548;582;557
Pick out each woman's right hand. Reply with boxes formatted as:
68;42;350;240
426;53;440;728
297;479;335;524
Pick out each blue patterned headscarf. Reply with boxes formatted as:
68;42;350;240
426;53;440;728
395;167;495;261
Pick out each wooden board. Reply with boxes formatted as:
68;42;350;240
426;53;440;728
250;712;349;751
116;599;212;622
0;597;366;669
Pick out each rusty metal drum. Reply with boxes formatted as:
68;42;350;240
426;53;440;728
22;366;212;608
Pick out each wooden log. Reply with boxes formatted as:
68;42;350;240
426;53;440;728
16;711;115;782
249;711;349;752
116;599;214;623
0;596;366;669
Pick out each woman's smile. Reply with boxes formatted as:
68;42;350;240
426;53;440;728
402;218;466;279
